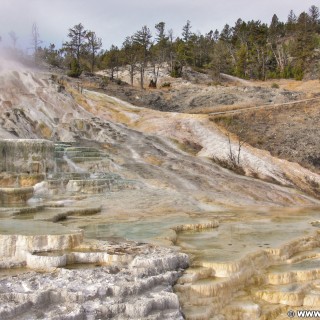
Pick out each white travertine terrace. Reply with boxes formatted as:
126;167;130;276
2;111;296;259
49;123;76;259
0;66;320;319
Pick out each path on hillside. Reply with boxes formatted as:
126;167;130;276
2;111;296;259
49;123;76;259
208;96;320;116
220;73;253;85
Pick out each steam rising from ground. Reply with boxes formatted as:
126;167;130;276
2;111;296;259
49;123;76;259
0;47;36;74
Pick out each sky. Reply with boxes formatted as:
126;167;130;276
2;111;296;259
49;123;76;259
0;0;318;51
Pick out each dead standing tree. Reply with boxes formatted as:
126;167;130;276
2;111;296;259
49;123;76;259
227;129;245;167
9;31;18;49
31;23;42;65
213;124;246;175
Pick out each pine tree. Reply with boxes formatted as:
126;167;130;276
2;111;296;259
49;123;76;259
309;5;320;25
182;20;192;42
133;26;152;89
86;31;102;73
152;22;169;86
63;23;88;76
102;45;119;80
122;36;138;86
286;10;297;35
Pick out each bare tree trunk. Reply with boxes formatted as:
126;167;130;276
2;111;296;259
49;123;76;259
262;49;266;80
128;64;135;86
226;43;237;66
91;53;95;73
170;53;173;73
140;65;144;89
155;65;160;87
237;139;244;165
270;43;287;74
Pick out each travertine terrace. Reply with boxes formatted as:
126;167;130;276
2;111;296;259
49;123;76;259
0;63;320;319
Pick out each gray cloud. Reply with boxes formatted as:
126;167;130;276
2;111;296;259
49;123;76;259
0;0;317;50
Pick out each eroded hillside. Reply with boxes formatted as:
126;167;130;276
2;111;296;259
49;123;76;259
96;68;304;113
1;61;320;319
1;62;320;200
213;98;320;176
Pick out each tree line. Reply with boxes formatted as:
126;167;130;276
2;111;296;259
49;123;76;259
9;5;320;86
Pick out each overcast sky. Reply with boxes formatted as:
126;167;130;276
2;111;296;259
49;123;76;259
1;0;317;51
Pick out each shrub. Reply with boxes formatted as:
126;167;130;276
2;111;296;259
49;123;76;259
266;70;282;79
293;61;304;81
208;81;222;86
161;82;171;88
192;66;208;74
170;62;183;78
50;74;58;82
67;59;82;78
281;65;294;79
271;83;279;89
99;76;108;88
212;156;245;175
305;175;320;190
213;115;234;126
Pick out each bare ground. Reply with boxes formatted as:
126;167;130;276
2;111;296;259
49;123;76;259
84;74;320;179
83;71;304;113
211;99;320;175
90;74;320;179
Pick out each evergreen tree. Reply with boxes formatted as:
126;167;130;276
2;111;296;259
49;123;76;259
286;10;297;35
213;29;220;42
86;31;102;73
182;20;192;42
133;26;152;89
63;23;88;76
40;43;63;67
122;36;138;86
46;6;320;82
155;22;167;42
210;40;231;79
220;24;236;66
309;5;320;25
152;22;169;86
102;45;120;80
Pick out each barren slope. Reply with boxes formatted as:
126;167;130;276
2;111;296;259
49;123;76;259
1;64;320;320
212;99;320;176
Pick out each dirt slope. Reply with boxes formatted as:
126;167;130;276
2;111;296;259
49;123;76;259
212;99;320;177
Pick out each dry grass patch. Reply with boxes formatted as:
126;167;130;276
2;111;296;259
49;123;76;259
211;99;320;175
